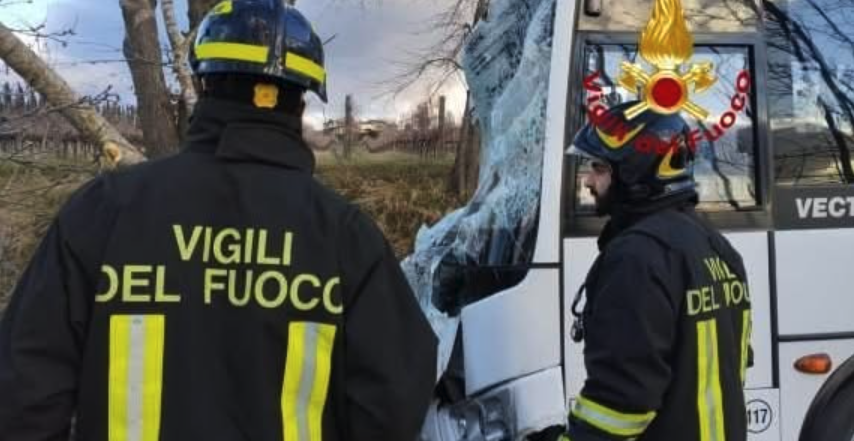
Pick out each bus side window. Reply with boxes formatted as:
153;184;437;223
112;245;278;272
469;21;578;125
764;0;854;186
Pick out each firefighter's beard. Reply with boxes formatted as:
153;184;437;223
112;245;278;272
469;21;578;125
591;186;615;217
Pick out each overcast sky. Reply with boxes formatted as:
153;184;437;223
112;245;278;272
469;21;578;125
0;0;467;128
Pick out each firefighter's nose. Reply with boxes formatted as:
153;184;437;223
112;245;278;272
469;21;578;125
583;173;596;192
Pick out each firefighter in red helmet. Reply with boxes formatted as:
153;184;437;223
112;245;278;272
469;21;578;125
560;101;752;441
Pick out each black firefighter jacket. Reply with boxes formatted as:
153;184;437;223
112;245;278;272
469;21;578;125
0;98;438;441
567;203;751;441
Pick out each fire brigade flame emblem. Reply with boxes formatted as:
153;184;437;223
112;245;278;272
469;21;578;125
619;0;717;120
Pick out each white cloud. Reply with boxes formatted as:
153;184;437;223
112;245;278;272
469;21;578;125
0;0;49;28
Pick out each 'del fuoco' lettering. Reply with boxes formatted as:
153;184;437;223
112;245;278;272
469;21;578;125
203;268;342;314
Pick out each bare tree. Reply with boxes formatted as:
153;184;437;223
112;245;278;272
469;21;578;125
120;0;180;158
383;0;489;197
0;21;144;166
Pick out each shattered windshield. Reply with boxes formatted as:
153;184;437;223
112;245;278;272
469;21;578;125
401;0;556;376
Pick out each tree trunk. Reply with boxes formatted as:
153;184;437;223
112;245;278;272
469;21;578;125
466;119;481;194
162;0;197;112
0;22;145;166
448;92;481;198
344;95;354;160
120;0;180;158
447;0;489;198
449;96;467;195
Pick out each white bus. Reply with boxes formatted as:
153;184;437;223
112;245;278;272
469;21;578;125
420;0;854;439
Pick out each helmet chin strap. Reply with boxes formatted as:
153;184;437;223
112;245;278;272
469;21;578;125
609;174;697;217
658;180;696;198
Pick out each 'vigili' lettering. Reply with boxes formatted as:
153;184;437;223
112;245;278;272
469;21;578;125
173;225;294;266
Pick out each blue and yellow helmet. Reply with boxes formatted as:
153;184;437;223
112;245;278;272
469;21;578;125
190;0;328;102
568;100;697;202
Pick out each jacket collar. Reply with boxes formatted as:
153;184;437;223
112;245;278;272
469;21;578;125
597;191;698;250
185;98;315;173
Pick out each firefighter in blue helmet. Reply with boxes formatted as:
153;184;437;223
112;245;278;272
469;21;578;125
0;1;437;440
560;101;752;441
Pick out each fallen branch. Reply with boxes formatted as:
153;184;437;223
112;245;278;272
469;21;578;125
0;22;145;167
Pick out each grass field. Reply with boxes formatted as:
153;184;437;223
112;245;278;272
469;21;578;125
0;151;461;311
316;151;461;256
0;160;95;309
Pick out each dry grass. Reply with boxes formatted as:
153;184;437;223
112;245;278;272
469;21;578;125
0;160;95;310
317;154;461;257
0;152;460;312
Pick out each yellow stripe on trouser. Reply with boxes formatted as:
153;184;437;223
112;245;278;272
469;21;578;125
697;319;725;441
570;395;656;437
740;310;752;384
108;315;165;441
282;322;337;441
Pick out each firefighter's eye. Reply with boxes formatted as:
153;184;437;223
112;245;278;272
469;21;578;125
591;161;611;174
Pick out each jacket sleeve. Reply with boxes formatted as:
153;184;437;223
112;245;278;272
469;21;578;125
0;179;111;441
567;234;677;441
340;210;438;441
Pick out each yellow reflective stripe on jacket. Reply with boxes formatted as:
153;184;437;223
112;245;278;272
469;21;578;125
571;395;656;437
740;310;752;384
108;315;166;441
697;319;725;441
284;52;326;84
282;322;337;441
195;42;270;64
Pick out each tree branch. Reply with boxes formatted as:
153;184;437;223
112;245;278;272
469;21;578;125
0;21;145;166
380;0;485;98
162;0;197;110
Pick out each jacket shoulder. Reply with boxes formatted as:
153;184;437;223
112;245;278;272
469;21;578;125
622;209;746;275
622;210;703;250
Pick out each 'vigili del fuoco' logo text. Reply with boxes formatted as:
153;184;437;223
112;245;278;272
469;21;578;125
582;0;752;155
